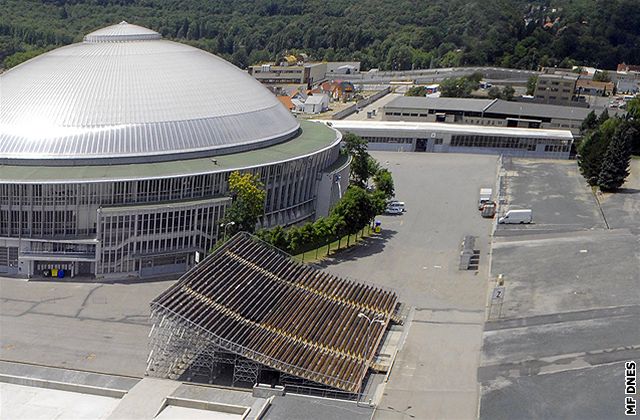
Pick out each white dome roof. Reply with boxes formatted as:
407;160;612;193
0;22;299;164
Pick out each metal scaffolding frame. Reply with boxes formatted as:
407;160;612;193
146;232;398;393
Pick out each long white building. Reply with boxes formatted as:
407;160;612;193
321;120;574;159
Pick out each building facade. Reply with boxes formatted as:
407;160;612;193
0;23;347;280
323;120;574;159
381;97;589;135
248;62;327;86
533;73;578;106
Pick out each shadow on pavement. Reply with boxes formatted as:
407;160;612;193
613;187;640;195
313;229;397;268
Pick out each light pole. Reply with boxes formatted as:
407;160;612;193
220;221;235;242
357;312;385;406
358;312;385;363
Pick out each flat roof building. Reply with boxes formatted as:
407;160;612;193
534;73;578;106
321;120;574;159
381;97;589;135
248;62;327;87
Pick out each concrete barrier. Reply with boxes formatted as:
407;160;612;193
253;383;285;398
0;373;127;398
156;396;250;418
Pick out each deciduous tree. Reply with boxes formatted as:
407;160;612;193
223;171;266;234
373;168;395;199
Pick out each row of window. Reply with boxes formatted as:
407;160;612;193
0;147;336;207
450;135;569;152
544;144;571;152
0;210;77;236
99;204;225;274
361;136;413;144
385;112;429;117
0;247;19;267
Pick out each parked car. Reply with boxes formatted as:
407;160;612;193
385;200;405;214
385;205;404;215
481;202;497;218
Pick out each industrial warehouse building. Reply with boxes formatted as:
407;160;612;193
381;96;589;135
323;120;574;159
0;22;349;280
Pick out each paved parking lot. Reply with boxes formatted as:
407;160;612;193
598;159;640;232
0;278;173;376
0;152;499;420
4;152;636;419
496;158;605;234
479;157;640;420
321;151;498;419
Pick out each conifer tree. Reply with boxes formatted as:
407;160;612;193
597;123;635;191
581;110;598;133
578;130;609;186
597;109;609;126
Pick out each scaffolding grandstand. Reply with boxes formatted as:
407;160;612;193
146;232;398;394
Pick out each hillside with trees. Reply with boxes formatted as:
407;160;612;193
1;0;639;71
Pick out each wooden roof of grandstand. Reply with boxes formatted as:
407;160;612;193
151;232;398;393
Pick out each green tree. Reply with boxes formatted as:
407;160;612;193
593;70;611;82
487;86;502;99
343;132;376;188
597;109;610;126
627;97;640;155
3;48;48;69
581;110;598;133
373;168;395;199
439;75;479;98
627;97;640;121
405;86;427;97
223;171;266;234
501;86;515;101
330;186;384;234
578;130;609;186
526;75;538;96
597;122;635;191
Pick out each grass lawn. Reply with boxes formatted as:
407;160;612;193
292;226;374;264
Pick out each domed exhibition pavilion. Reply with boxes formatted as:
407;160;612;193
0;22;349;280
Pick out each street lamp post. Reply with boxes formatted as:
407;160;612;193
220;221;235;242
357;312;385;406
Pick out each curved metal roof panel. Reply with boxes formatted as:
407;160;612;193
0;23;300;163
84;21;162;42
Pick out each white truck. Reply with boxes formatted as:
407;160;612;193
478;188;493;210
498;209;533;224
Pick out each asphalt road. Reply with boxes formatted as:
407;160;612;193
479;157;640;420
339;66;538;86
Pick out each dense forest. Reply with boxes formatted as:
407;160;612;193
1;0;639;71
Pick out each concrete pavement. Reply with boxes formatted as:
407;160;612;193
479;158;640;419
320;152;498;419
0;278;173;376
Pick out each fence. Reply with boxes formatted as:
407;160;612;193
332;87;391;120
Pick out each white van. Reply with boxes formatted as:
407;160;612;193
498;209;532;224
478;188;493;210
